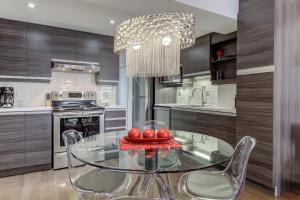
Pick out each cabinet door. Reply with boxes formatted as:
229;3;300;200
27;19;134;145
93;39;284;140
171;109;236;146
181;34;210;77
237;0;274;69
97;48;119;83
76;32;101;63
26;24;52;77
0;114;25;170
49;27;77;61
236;72;273;188
24;113;52;167
0;19;27;76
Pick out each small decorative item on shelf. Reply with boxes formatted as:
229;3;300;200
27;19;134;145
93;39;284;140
216;50;223;60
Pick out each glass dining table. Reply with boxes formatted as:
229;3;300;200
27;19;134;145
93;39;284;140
70;130;234;200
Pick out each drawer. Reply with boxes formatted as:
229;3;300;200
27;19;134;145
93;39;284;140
105;111;126;118
105;127;127;133
105;119;126;128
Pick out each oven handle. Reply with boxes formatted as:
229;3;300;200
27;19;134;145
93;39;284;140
54;112;104;118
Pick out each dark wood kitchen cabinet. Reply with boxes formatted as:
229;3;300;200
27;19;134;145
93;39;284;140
181;34;210;78
104;108;127;133
0;114;25;171
0;19;27;76
97;49;119;83
24;113;51;167
76;32;101;63
26;24;52;77
236;72;274;188
48;26;77;61
170;109;236;146
0;111;51;177
96;35;119;83
237;0;274;69
0;18;119;82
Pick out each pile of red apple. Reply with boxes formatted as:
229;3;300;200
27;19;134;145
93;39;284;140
128;128;170;139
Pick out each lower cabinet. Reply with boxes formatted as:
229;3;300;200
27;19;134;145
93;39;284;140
104;108;127;133
0;112;52;177
236;72;274;188
0;115;25;171
24;113;52;167
170;109;236;146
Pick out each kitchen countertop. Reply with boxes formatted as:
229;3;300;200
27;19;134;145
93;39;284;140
0;107;52;113
103;105;127;110
154;104;236;116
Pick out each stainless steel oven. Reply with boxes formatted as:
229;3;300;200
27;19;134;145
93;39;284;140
51;91;105;169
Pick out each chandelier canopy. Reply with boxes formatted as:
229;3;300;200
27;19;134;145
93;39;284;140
114;13;195;77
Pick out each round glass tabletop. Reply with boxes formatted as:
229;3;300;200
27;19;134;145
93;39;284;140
70;130;234;173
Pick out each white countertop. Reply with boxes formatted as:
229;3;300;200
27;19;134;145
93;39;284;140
155;104;236;116
0;107;52;113
103;105;127;110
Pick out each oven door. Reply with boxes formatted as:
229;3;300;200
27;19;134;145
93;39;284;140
53;111;104;153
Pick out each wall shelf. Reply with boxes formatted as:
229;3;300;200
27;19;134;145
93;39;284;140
211;57;236;63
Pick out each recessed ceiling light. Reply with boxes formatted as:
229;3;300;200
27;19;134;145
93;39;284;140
109;19;115;24
27;2;36;9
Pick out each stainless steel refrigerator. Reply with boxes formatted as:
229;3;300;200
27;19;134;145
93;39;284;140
132;77;154;130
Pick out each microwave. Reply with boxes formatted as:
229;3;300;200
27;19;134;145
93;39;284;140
160;67;182;86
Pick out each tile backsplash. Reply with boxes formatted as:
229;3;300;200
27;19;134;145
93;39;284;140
0;72;117;107
176;76;236;108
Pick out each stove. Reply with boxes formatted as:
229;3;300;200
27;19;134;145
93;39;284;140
51;91;105;169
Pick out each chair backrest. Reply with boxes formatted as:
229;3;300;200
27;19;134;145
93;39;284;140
62;130;94;193
225;136;256;198
144;120;167;130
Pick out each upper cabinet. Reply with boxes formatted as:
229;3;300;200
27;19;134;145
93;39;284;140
0;18;119;83
96;36;119;83
0;19;27;76
48;27;77;61
26;24;52;77
237;0;274;69
76;32;102;63
181;34;210;78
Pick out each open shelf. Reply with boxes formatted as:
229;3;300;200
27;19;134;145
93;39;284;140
211;57;236;63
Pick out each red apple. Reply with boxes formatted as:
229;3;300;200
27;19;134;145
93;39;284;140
157;128;170;138
143;129;155;138
128;128;141;138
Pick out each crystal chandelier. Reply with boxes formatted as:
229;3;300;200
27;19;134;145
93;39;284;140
114;13;195;77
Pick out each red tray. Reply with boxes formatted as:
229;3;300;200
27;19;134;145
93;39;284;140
123;136;172;143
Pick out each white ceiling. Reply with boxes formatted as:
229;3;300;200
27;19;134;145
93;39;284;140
0;0;237;37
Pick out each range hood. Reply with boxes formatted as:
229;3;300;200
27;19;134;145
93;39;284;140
51;59;100;74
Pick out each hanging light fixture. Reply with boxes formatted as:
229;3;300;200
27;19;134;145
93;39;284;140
114;13;195;77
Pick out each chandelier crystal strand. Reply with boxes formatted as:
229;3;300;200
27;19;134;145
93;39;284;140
115;13;195;77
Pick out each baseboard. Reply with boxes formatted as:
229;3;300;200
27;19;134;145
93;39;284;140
0;163;51;178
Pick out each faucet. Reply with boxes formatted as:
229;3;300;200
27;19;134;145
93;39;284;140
189;87;207;106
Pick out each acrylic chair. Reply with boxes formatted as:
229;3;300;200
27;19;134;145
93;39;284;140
62;130;132;200
178;136;256;200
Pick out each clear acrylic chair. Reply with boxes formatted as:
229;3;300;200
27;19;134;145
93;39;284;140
62;130;132;200
178;136;256;200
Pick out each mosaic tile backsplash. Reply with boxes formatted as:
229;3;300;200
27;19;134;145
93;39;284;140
0;72;117;107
